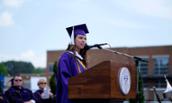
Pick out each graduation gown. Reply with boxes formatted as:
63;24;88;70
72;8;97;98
56;51;87;103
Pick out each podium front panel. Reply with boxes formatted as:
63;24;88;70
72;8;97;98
68;61;111;99
69;58;137;100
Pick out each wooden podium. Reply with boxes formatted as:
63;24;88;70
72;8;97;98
68;55;137;103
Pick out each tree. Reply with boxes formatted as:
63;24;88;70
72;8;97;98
49;61;57;95
0;64;8;93
0;64;8;76
137;72;145;103
33;67;45;75
2;61;35;75
129;61;145;103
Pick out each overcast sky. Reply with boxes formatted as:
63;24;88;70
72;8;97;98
0;0;172;68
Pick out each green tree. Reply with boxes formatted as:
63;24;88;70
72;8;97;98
0;64;8;93
33;67;45;75
137;72;145;103
49;61;57;95
0;64;8;76
129;61;145;103
2;61;35;75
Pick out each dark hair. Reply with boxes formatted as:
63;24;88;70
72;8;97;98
12;74;22;79
11;74;22;86
66;44;87;66
10;78;14;86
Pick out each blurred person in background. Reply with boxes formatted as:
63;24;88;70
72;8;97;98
34;79;54;103
4;75;35;103
0;92;6;103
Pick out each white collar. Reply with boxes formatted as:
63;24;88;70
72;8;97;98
68;51;83;60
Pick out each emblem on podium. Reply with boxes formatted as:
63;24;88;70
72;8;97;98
118;67;131;95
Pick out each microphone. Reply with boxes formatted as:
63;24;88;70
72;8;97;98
85;43;108;50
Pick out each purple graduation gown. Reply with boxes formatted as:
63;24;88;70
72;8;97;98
56;51;87;103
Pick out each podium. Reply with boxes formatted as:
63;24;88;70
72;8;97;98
68;55;137;103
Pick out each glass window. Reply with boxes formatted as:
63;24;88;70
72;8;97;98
48;64;54;72
137;56;149;76
155;79;166;88
153;55;169;76
142;79;149;88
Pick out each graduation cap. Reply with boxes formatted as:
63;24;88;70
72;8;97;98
66;24;89;45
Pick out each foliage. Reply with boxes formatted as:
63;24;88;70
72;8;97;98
49;61;57;95
49;74;56;95
2;61;35;75
129;61;145;103
0;64;8;76
137;72;145;103
33;67;45;75
0;64;6;93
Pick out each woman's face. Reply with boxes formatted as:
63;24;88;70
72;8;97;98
38;80;47;89
75;35;87;50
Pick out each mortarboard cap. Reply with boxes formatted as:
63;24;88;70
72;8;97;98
66;24;89;44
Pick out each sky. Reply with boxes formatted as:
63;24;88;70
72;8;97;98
0;0;172;68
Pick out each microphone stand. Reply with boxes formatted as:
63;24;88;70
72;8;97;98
89;43;148;63
153;86;162;103
99;46;148;103
103;48;148;63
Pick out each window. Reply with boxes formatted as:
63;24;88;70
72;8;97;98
137;56;149;76
142;79;149;88
155;79;166;88
48;64;54;72
153;55;169;76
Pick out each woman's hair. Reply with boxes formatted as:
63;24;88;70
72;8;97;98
66;44;87;66
37;79;47;86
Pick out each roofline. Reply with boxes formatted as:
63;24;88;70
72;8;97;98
47;44;172;52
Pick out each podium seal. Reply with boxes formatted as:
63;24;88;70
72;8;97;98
118;67;131;95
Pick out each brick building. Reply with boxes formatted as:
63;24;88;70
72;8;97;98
47;45;172;101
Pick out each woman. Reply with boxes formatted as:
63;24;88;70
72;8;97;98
34;79;54;103
56;24;89;103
